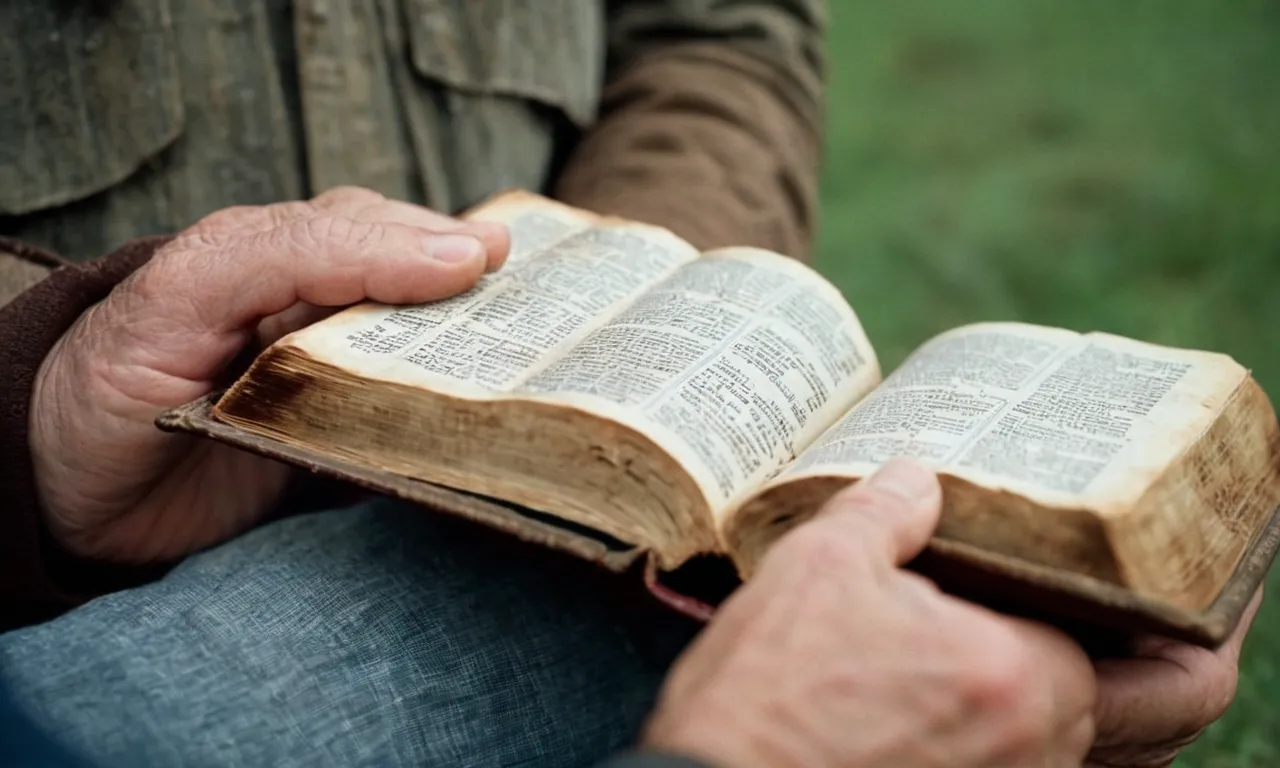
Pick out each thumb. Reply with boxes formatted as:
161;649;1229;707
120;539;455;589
211;215;491;322
816;458;944;566
123;216;492;381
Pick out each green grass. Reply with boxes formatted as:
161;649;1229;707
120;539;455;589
814;2;1280;764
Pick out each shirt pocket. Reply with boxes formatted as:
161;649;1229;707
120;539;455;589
0;0;184;216
399;0;605;209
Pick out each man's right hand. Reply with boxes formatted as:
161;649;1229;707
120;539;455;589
643;458;1097;768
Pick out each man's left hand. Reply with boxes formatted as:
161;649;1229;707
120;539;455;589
1087;587;1264;767
30;187;508;565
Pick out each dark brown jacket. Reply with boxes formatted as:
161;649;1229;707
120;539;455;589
0;0;825;631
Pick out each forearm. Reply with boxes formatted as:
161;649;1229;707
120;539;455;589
555;1;825;261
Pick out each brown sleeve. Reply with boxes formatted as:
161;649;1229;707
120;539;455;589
553;1;825;261
0;236;172;631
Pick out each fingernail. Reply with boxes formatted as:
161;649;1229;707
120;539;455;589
863;459;939;505
427;234;483;264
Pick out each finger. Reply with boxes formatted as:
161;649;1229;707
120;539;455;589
196;188;511;273
1222;585;1265;660
930;607;1096;767
1000;617;1098;764
357;202;509;273
311;187;510;272
814;458;943;566
138;216;489;377
1092;652;1229;748
199;189;461;236
255;302;342;347
1091;587;1262;748
1061;715;1098;766
311;186;460;228
250;201;516;347
240;216;488;310
1007;616;1099;725
1086;738;1192;768
1130;586;1262;667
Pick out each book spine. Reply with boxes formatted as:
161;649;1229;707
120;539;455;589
643;555;717;623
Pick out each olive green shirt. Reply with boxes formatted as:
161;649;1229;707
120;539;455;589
0;0;825;263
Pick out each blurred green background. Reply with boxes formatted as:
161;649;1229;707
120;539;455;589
813;2;1279;766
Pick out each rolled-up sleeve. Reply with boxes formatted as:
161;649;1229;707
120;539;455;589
554;0;826;261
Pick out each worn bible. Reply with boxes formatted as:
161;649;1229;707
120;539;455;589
160;190;1280;647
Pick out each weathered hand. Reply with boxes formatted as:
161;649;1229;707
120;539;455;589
31;187;509;564
1086;588;1263;767
643;459;1098;768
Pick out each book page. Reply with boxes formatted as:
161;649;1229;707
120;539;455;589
769;322;1245;510
515;248;882;512
281;196;699;395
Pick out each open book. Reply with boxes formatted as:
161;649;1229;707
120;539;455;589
159;190;1280;647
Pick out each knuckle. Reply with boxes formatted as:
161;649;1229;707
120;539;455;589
959;627;1038;716
828;485;911;526
942;633;1051;760
306;215;350;246
777;522;863;575
291;215;379;253
280;217;326;255
170;229;226;254
131;239;210;303
266;200;319;223
998;711;1051;761
1070;715;1097;760
820;488;913;563
1194;662;1238;728
312;185;384;209
193;204;260;233
126;260;168;307
900;571;940;596
192;201;318;238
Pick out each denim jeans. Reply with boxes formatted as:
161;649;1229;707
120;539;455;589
0;499;698;767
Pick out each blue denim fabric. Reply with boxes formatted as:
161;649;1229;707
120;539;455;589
0;682;95;767
0;499;698;767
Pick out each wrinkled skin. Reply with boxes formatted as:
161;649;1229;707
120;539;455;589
28;185;1255;765
644;459;1098;768
1087;588;1262;767
31;186;509;564
643;458;1260;768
